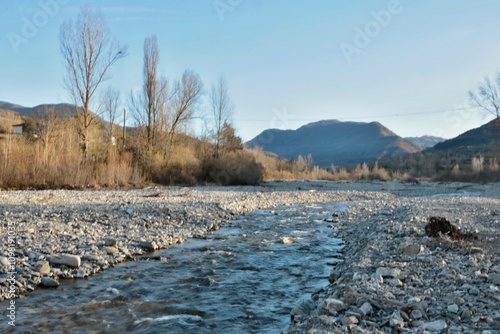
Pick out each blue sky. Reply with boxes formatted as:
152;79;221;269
1;0;499;140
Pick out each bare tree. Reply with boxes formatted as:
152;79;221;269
168;70;203;145
100;87;121;145
130;35;168;149
468;72;500;119
210;75;234;158
60;7;128;160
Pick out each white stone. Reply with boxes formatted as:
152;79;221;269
105;247;119;255
376;267;401;278
34;261;50;275
323;298;344;311
421;320;447;331
0;256;9;267
447;304;459;313
358;302;372;316
341;316;358;325
372;272;384;284
50;254;81;268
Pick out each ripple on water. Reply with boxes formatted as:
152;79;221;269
1;201;350;334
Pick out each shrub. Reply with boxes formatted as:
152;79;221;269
203;150;263;185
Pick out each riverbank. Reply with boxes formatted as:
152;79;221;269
284;183;500;333
1;181;499;333
0;181;392;301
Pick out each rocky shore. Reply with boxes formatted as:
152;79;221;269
1;181;499;333
0;182;390;301
284;184;500;333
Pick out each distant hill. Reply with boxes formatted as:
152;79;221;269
426;117;500;155
0;101;109;131
405;135;446;149
245;120;422;167
0;102;78;118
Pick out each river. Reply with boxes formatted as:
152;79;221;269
2;202;347;333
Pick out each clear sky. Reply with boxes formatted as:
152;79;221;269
1;0;499;140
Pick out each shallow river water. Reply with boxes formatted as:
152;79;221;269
2;202;347;333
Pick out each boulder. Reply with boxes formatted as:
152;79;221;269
34;261;50;275
323;298;344;311
402;243;423;256
139;241;158;251
50;254;81;268
40;277;59;288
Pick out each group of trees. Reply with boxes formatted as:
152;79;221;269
60;7;242;162
0;7;261;189
1;6;499;189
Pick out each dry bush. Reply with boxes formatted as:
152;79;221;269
351;163;370;180
369;162;390;181
148;145;202;185
0;128;143;189
203;150;263;185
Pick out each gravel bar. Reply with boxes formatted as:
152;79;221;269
1;180;499;333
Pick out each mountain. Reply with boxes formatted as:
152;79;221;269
405;135;446;149
245;120;422;167
426;117;500;155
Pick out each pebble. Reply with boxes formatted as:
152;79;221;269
402;243;423;256
488;273;500;285
34;261;50;275
323;298;344;312
358;302;372;317
0;257;9;267
341;316;358;325
421;319;447;331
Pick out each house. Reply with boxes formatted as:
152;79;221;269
12;123;24;134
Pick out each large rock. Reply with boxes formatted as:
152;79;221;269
323;298;344;311
139;241;158;251
421;320;447;331
34;261;50;275
50;254;81;268
402;243;423;256
40;277;59;288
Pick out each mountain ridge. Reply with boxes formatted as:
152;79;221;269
246;119;422;167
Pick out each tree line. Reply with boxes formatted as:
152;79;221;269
1;6;499;189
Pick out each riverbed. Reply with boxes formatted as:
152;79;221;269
1;202;348;333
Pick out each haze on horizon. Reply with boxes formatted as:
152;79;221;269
1;0;499;141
